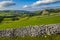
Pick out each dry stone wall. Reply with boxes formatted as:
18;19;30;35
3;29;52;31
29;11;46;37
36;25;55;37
0;24;60;37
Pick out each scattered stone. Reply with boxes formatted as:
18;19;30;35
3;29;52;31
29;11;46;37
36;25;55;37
45;36;47;38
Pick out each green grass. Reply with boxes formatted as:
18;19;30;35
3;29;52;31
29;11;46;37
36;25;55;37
0;15;60;30
0;34;60;40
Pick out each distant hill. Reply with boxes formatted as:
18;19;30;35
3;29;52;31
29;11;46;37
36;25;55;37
0;10;31;13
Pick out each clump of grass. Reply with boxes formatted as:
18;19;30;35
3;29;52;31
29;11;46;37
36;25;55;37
0;34;60;40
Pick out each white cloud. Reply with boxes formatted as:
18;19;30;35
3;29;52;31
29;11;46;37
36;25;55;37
23;5;28;8
22;0;60;9
23;5;31;9
0;1;15;8
32;0;60;6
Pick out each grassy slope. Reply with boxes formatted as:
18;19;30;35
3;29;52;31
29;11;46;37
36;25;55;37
0;13;60;40
0;15;60;30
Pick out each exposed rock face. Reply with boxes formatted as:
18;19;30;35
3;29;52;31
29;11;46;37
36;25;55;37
42;10;49;15
0;24;60;37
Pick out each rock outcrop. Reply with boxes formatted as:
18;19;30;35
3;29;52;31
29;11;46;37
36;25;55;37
0;24;60;37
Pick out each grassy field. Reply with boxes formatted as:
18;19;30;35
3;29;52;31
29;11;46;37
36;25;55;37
0;13;60;40
0;34;60;40
0;15;60;30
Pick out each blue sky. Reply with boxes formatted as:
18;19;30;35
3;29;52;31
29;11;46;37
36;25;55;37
0;0;60;11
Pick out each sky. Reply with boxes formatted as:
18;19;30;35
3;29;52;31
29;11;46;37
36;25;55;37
0;0;60;11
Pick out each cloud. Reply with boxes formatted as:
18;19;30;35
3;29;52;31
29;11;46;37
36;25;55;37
23;5;28;8
22;0;60;9
32;0;60;6
0;1;15;8
23;5;31;9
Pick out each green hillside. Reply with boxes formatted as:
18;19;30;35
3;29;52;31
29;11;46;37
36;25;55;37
0;15;60;30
